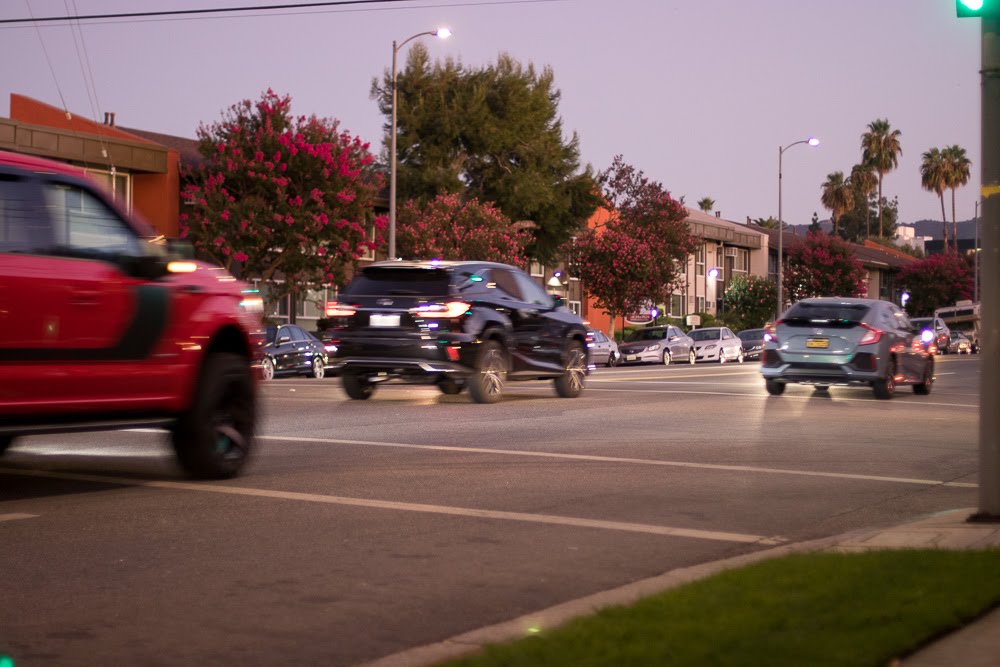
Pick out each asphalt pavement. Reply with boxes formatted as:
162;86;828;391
0;355;984;665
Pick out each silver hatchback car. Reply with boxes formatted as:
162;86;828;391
760;297;935;399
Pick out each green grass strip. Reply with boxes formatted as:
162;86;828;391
443;549;1000;667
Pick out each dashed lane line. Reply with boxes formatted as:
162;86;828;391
0;513;39;522
257;435;978;489
0;468;785;545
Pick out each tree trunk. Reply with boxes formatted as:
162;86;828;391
951;188;958;252
877;174;884;237
940;194;949;252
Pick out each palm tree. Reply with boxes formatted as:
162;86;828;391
920;147;949;250
820;171;854;237
943;144;972;248
697;197;715;213
861;118;903;237
849;163;877;238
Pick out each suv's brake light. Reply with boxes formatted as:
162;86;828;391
858;323;884;345
413;301;470;319
326;301;357;317
764;321;781;344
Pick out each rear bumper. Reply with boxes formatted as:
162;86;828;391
760;349;882;386
329;357;471;378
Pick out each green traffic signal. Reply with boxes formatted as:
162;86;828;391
957;0;1000;17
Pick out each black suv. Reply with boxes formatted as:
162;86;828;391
326;260;590;403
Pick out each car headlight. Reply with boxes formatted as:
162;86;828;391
705;344;716;350
645;344;661;351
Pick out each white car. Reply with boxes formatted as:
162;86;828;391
690;327;744;363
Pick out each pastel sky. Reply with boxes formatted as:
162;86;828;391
0;0;983;227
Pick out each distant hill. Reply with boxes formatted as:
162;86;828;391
788;218;979;241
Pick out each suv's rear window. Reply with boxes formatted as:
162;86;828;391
346;267;452;297
783;302;871;325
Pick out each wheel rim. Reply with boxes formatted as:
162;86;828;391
663;351;671;365
313;358;324;378
262;358;274;381
738;351;744;363
211;376;252;461
565;348;587;392
480;348;507;396
689;350;696;364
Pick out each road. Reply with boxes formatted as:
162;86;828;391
0;355;980;666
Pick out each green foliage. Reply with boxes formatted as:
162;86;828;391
395;194;530;267
697;197;715;212
753;217;780;230
372;45;601;264
181;90;384;317
723;275;778;330
783;231;867;303
898;252;974;316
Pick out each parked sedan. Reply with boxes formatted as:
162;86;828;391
260;324;328;380
947;331;973;355
760;297;934;399
737;328;766;361
586;329;620;367
618;326;696;365
690;327;744;363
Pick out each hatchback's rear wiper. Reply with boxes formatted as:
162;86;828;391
386;289;421;295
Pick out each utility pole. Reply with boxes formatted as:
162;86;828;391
978;14;1000;518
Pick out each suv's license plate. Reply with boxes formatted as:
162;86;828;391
806;338;829;349
370;313;401;327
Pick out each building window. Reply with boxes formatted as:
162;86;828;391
695;244;705;276
696;296;706;313
530;261;544;277
670;293;684;317
84;168;131;212
568;300;582;315
733;248;749;275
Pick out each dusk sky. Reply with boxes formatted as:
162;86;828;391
0;0;983;228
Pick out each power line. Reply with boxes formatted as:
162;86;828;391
0;0;425;24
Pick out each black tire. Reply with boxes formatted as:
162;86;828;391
261;357;275;381
607;352;618;368
662;350;672;366
171;353;256;479
438;378;464;395
554;341;587;398
309;357;325;379
468;340;507;404
688;348;696;364
765;380;785;396
342;372;375;400
873;361;896;400
0;435;14;456
914;361;934;395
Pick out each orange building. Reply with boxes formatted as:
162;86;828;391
0;93;184;238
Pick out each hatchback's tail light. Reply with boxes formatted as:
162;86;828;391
858;323;884;345
326;301;357;317
413;301;470;318
763;321;781;344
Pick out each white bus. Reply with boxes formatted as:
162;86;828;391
934;301;980;353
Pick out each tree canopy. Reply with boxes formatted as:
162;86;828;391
723;275;778;330
783;231;867;303
897;252;974;317
372;45;601;264
181;90;384;318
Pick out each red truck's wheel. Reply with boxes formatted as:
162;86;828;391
172;353;256;479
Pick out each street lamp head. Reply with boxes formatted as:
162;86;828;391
807;137;820;147
434;27;452;39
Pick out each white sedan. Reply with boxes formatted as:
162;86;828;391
690;326;744;363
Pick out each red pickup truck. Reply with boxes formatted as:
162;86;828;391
0;150;263;478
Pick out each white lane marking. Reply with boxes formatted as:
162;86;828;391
0;513;39;522
0;468;782;545
585;386;978;409
257;435;978;489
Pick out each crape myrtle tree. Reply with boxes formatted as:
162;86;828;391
569;156;697;338
372;45;602;263
897;252;974;317
783;231;867;303
724;275;778;330
181;90;385;322
395;194;531;267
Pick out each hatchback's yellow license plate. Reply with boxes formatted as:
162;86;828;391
806;338;829;349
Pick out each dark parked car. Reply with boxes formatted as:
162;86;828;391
618;325;696;365
760;297;934;399
260;324;327;380
326;260;590;403
737;328;766;361
586;329;620;367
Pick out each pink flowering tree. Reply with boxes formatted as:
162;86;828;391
569;156;697;337
181;89;385;320
783;231;868;303
897;252;974;316
395;194;530;267
723;275;778;330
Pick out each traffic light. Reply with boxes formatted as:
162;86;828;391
957;0;1000;17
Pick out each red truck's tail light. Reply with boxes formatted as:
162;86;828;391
326;301;356;317
413;301;470;318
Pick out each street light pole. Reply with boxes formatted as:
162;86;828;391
388;28;450;261
777;137;819;319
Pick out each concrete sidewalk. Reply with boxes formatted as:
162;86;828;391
364;508;1000;667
